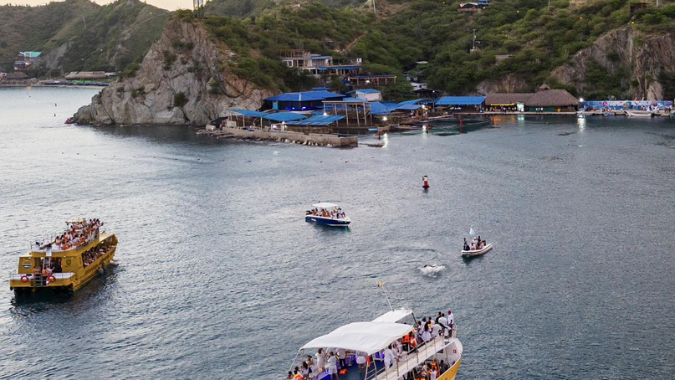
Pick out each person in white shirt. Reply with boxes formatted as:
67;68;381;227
337;348;347;369
327;351;338;380
356;352;366;372
438;314;448;329
316;348;326;373
431;323;441;338
383;345;395;369
447;310;455;328
421;325;432;343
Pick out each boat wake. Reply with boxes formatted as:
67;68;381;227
419;264;446;277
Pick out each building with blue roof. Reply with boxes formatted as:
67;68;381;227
355;89;382;102
435;96;485;111
263;91;346;111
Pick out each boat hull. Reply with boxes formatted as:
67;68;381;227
461;243;493;258
626;111;653;117
305;215;351;227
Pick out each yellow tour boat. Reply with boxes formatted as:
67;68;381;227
9;218;117;298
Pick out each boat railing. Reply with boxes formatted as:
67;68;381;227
30;228;101;253
367;335;447;380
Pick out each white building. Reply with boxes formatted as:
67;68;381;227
355;89;382;102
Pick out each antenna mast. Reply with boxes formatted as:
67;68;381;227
378;281;394;311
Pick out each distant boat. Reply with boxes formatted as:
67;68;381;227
461;243;493;258
305;202;351;227
626;110;654;118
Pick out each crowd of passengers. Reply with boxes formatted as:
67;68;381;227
287;311;456;380
54;219;103;250
308;207;346;219
82;245;111;267
463;236;486;251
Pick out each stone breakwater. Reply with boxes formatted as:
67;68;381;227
198;127;358;148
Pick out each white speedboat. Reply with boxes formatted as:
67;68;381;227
461;243;493;258
288;307;463;380
305;202;351;227
626;110;654;117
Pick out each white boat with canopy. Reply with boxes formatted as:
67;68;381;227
305;202;351;227
287;307;463;380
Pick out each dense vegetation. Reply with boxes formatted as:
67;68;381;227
0;0;169;74
199;0;675;99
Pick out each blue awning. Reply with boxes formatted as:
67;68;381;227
435;96;486;106
395;104;424;111
264;91;345;102
398;99;425;106
357;89;381;94
262;113;307;122
311;56;332;60
370;102;394;115
287;115;346;126
229;109;267;118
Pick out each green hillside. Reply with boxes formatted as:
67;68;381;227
0;0;169;74
200;0;675;98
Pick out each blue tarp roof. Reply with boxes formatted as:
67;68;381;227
435;96;485;106
229;109;267;118
264;91;344;102
288;115;345;126
356;89;381;94
312;87;329;91
332;97;368;102
370;102;394;115
398;99;425;106
395;104;424;111
263;113;307;122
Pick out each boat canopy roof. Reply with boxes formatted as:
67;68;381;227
372;308;413;323
301;322;412;355
312;202;339;208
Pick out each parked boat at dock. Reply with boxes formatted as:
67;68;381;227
626;110;654;118
305;202;351;227
9;218;117;298
288;307;463;380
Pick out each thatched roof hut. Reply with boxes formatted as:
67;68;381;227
526;89;578;107
5;72;29;80
65;71;107;80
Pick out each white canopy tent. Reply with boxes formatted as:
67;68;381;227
312;202;339;209
301;322;413;356
372;308;413;323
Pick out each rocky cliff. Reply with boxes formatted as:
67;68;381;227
74;19;275;126
551;26;675;100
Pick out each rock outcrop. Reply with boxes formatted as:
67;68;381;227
74;19;275;126
476;74;531;94
551;26;675;100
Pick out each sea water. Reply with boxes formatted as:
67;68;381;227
0;87;674;379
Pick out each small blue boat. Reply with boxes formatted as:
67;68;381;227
305;202;351;227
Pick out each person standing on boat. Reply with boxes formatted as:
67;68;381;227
327;351;338;380
447;310;455;332
383;345;395;369
316;348;326;374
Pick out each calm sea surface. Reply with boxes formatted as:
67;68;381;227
0;87;674;380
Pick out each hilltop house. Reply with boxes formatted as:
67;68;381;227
14;51;41;71
279;49;362;76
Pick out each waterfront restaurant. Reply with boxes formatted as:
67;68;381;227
525;88;579;112
484;93;535;112
262;91;345;111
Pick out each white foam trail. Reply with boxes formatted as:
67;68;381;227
419;264;446;276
